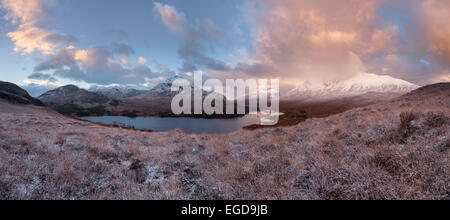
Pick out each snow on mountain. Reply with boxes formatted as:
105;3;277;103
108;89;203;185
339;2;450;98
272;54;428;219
233;86;280;101
39;85;110;106
38;85;115;116
132;74;226;99
146;75;193;97
121;75;234;116
89;86;147;99
285;73;419;100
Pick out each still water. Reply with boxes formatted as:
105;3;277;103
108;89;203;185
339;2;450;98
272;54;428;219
80;115;260;134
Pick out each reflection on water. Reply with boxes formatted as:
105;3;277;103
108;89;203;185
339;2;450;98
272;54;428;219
79;115;261;134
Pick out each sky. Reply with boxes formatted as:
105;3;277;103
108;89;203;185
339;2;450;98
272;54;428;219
0;0;449;96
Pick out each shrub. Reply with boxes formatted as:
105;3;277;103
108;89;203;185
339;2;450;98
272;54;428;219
395;112;422;143
434;139;450;153
399;112;418;131
371;149;406;176
424;112;449;128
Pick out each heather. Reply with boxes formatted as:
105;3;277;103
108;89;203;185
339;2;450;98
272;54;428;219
0;84;448;200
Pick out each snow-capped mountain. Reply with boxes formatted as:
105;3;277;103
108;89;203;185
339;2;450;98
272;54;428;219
145;75;194;97
131;74;221;99
40;85;110;105
285;73;419;100
121;75;236;116
89;86;147;99
234;86;280;101
38;85;114;116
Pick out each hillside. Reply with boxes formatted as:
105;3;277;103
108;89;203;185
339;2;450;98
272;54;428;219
0;83;448;199
33;74;416;120
0;81;44;106
89;86;147;99
38;85;115;116
286;73;419;101
119;76;244;118
36;77;242;118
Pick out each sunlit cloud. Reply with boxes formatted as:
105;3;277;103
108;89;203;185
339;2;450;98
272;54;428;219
228;0;399;86
1;0;47;24
138;56;148;65
420;0;450;69
154;2;188;32
21;72;63;96
1;0;77;54
1;0;450;88
22;78;62;87
0;0;178;87
436;74;450;83
7;25;77;54
211;0;450;87
32;45;174;86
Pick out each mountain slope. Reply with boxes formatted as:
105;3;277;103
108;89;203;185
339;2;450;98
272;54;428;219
0;83;447;200
89;86;147;99
38;85;113;116
285;73;419;100
131;75;197;99
121;75;237;117
120;75;192;115
0;81;44;106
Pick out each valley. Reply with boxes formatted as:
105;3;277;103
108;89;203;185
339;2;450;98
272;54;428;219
31;73;422;130
0;81;448;199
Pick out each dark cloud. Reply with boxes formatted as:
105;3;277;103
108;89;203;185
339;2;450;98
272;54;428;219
224;0;450;86
33;47;78;72
179;61;198;73
154;0;450;86
111;42;135;56
33;44;176;86
43;33;78;46
28;73;58;82
23;73;61;97
22;83;57;97
155;2;231;73
104;29;129;39
179;22;231;73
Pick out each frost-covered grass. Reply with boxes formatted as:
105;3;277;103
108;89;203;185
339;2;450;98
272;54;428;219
0;84;448;200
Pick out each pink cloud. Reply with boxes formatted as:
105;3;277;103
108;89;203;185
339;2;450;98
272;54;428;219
1;0;76;54
225;0;450;86
232;0;402;86
154;2;188;32
420;0;450;69
438;75;450;83
1;0;48;25
138;56;148;65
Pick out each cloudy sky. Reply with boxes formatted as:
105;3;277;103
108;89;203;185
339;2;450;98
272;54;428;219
0;0;449;96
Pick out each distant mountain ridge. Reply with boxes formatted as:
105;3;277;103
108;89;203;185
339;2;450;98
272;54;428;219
6;73;421;118
34;75;237;117
122;75;243;117
130;75;204;100
89;86;147;99
39;85;110;104
38;85;114;116
285;73;419;100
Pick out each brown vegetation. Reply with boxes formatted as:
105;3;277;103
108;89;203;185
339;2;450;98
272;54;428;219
0;83;448;200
